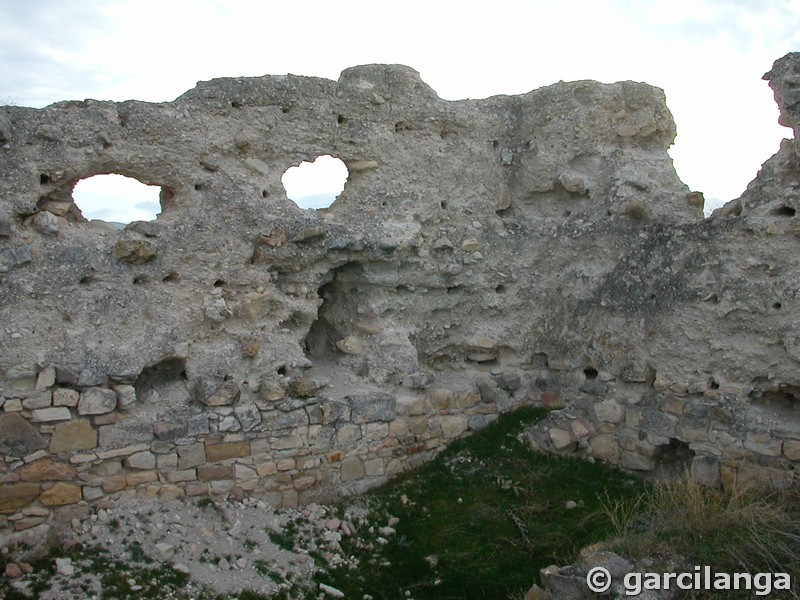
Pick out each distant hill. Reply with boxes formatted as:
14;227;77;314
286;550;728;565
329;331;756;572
292;192;337;209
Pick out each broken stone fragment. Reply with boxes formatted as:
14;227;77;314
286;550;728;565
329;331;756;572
78;388;118;415
287;377;316;398
112;385;136;410
260;379;286;401
345;159;379;172
203;296;230;322
52;388;79;407
336;335;364;355
558;172;588;195
125;220;161;238
18;459;76;482
0;414;47;456
218;415;241;432
39;482;82;506
0;483;40;511
470;337;495;349
34;124;63;142
49;420;97;453
199;380;241;406
31;407;71;422
548;428;574;449
31;211;59;235
153;421;188;441
38;200;72;217
347;392;396;423
461;238;481;252
233;403;262;431
113;239;157;264
292;226;326;243
259;227;289;247
199;154;220;171
125;451;156;470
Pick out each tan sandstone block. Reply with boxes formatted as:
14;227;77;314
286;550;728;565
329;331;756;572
205;441;251;462
49;420;97;454
18;459;76;482
40;482;82;506
0;483;40;512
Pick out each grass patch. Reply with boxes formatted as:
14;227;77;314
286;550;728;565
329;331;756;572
605;473;800;599
4;407;796;599
317;406;647;598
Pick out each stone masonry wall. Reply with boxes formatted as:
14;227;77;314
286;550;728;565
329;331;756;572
1;54;799;542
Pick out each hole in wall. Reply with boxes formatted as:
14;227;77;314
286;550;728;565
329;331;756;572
653;438;695;478
304;263;365;363
72;174;161;225
773;205;796;217
749;385;800;414
281;155;349;210
583;368;599;380
134;358;188;404
531;353;549;368
773;301;783;310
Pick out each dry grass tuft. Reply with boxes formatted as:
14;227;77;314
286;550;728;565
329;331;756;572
604;472;800;598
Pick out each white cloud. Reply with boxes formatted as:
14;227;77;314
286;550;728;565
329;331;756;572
72;174;160;223
282;156;349;208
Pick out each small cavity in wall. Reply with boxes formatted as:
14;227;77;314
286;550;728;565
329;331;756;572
0;356;538;539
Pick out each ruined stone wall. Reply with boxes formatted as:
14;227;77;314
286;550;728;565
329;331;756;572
0;54;798;539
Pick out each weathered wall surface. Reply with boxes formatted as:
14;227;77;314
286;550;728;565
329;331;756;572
0;53;797;538
527;52;800;489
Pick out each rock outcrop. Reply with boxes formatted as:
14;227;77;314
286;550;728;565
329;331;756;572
0;53;798;536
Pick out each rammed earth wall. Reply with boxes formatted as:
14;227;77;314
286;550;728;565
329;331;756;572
1;53;800;541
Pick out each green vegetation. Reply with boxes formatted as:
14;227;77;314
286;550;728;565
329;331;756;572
315;407;647;598
0;544;190;600
3;407;798;599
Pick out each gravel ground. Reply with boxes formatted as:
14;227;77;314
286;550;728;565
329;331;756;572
2;495;387;599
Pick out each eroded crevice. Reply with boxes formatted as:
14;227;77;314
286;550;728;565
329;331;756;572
304;263;365;363
134;358;188;406
749;384;800;416
652;438;695;478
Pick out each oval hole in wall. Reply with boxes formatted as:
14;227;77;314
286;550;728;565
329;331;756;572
281;155;349;210
72;174;161;225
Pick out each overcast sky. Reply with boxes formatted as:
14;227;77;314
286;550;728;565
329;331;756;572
2;0;798;220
